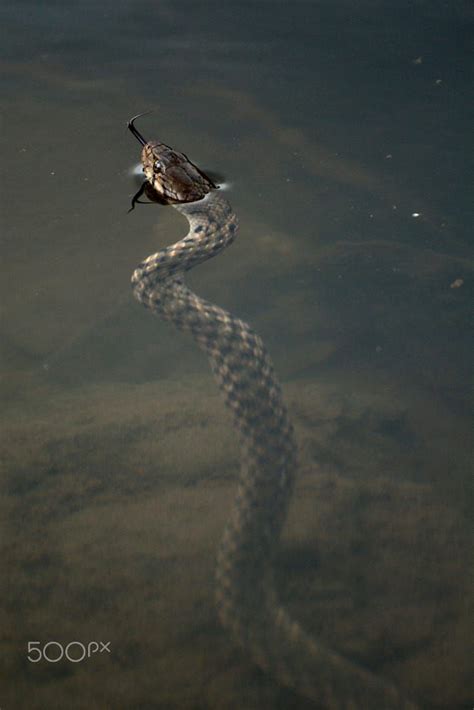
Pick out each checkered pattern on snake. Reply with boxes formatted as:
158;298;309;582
129;125;419;709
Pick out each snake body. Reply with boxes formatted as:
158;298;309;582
128;117;419;709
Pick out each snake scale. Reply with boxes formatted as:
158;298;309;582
128;114;419;709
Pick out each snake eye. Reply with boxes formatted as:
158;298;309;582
154;160;162;171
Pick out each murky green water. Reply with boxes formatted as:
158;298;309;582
1;1;472;708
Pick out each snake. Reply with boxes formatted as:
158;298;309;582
127;114;419;709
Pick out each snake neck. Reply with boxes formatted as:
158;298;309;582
132;191;237;288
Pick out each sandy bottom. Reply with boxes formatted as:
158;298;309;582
1;369;471;710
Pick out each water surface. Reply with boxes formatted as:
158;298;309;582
1;1;472;708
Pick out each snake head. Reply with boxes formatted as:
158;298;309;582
128;113;217;205
142;141;217;204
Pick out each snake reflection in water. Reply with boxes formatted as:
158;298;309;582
127;114;419;710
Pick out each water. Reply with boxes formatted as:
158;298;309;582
1;1;472;708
